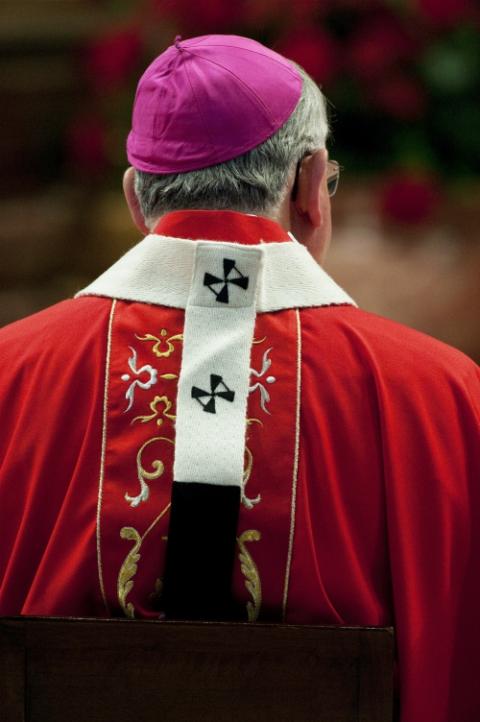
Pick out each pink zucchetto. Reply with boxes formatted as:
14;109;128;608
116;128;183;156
127;34;303;174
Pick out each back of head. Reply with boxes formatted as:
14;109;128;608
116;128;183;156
127;35;329;224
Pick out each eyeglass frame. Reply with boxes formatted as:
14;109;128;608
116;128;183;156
291;156;341;201
326;159;340;197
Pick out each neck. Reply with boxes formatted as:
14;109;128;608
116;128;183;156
151;209;292;244
148;207;288;233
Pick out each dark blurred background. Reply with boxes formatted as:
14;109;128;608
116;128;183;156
1;0;479;360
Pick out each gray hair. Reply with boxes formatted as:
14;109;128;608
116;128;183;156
134;65;329;222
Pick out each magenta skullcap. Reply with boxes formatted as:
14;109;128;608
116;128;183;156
127;34;303;174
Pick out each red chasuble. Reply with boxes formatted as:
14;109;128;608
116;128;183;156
0;210;479;721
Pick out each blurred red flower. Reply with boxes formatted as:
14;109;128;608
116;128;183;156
348;14;417;80
66;115;108;176
84;26;143;93
276;27;339;85
413;0;475;27
372;73;427;120
379;172;442;224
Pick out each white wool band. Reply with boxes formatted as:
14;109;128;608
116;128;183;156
76;234;357;312
173;243;262;488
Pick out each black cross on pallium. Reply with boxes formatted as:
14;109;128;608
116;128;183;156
203;258;249;304
191;374;235;414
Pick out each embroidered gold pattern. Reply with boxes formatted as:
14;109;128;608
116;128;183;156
237;530;262;622
117;503;171;618
112;323;181;617
125;436;174;507
118;527;142;619
242;418;262;509
133;395;176;427
136;329;184;358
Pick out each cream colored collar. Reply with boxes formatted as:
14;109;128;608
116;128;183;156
76;233;356;312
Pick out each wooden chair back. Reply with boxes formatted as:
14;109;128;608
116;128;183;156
0;616;394;722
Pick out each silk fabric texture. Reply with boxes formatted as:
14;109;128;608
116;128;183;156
0;210;480;722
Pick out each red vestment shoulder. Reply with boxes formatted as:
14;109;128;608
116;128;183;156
0;297;113;616
296;305;480;722
0;278;479;722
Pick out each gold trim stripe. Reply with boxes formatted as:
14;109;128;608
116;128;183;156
143;501;172;543
96;298;117;615
282;308;302;620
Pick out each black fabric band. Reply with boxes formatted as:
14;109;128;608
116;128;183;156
160;481;241;621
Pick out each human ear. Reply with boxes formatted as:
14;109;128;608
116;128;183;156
293;149;328;228
123;166;150;234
